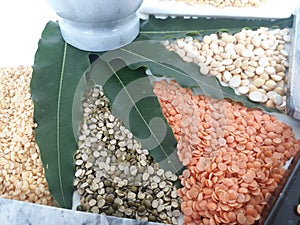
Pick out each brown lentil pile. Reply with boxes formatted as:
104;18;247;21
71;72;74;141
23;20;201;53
153;80;300;225
164;27;290;112
74;85;181;224
0;66;53;205
173;0;267;8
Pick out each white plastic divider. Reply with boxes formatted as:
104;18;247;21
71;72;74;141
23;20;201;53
139;0;298;19
287;5;300;120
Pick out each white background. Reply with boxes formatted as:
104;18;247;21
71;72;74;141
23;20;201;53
0;0;57;67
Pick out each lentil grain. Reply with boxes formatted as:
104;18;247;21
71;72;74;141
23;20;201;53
165;27;291;111
154;80;300;225
74;86;181;224
0;66;53;206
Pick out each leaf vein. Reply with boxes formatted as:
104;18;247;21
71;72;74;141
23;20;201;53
57;42;68;207
107;62;178;173
119;47;221;93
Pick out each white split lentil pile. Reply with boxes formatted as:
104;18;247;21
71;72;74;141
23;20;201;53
0;66;53;205
164;27;290;112
172;0;267;8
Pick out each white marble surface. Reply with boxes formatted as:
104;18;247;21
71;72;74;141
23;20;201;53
0;198;164;225
46;0;143;51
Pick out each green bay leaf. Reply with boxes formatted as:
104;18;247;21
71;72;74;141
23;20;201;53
30;21;90;208
139;15;294;40
100;40;279;113
86;58;183;175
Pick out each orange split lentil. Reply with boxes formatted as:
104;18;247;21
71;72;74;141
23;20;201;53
0;66;53;206
153;79;300;225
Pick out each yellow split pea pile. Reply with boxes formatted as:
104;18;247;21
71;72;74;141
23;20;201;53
154;80;300;225
0;66;53;205
173;0;267;8
164;27;290;112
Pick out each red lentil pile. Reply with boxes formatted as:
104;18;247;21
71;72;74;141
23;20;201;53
153;79;300;225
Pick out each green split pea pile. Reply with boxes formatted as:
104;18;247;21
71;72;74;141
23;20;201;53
74;86;181;224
